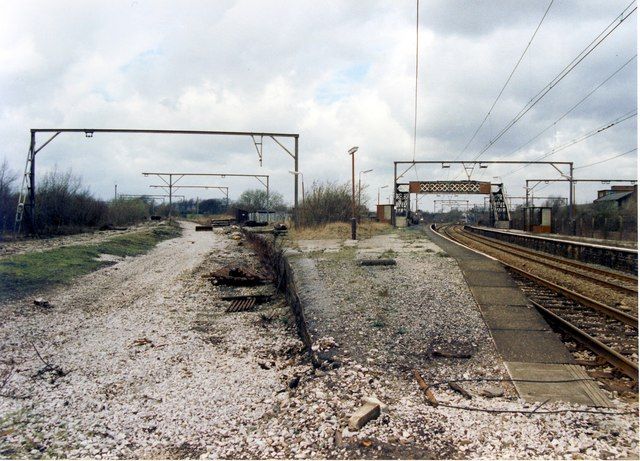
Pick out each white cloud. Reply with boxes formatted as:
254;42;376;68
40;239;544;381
0;0;636;209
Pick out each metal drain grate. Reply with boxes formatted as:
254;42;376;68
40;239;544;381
222;295;271;313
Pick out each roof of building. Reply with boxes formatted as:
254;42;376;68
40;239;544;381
593;190;635;203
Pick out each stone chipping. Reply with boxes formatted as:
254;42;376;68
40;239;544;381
0;224;637;459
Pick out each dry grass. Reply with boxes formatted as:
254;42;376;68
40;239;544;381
288;221;392;240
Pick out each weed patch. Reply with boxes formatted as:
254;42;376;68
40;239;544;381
0;223;181;302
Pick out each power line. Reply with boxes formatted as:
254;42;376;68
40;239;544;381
574;147;638;170
499;54;637;160
471;1;637;162
502;110;637;177
412;0;420;162
455;0;554;161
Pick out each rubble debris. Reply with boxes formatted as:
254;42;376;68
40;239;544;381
132;338;154;347
211;218;233;227
274;223;288;231
312;336;338;352
448;382;473;399
205;266;269;286
413;369;438;407
433;348;472;359
348;396;382;431
33;298;53;309
358;259;397;266
479;385;504;398
230;232;243;240
288;375;301;389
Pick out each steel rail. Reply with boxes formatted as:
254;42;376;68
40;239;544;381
465;227;638;285
440;225;638;327
532;300;638;381
460;229;637;296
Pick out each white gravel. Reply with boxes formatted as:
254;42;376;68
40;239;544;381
1;224;637;459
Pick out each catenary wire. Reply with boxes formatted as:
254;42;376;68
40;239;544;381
574;147;638;170
470;1;637;162
501;109;637;177
455;0;554;161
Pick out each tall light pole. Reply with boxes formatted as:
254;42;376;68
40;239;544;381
378;185;388;205
347;146;359;240
289;170;305;203
358;169;373;220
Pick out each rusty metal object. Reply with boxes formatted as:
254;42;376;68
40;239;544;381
449;382;473;399
222;294;272;313
433;349;472;359
358;259;397;266
412;369;438;407
206;266;269;286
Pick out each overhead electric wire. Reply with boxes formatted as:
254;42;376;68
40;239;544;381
574;147;638;170
498;54;637;160
412;0;420;162
502;110;637;177
455;0;554;161
471;1;637;162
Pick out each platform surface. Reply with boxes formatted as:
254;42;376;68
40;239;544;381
426;225;611;406
505;361;613;407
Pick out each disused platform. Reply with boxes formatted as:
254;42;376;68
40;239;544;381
426;225;612;407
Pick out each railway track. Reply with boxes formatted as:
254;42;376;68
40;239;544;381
435;224;638;383
462;229;637;296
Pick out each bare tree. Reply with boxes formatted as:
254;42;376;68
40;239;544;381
0;158;19;234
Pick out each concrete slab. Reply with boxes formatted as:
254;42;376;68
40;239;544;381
491;330;574;363
482;304;550;331
505;361;612;407
463;270;518;287
462;260;505;272
469;286;530;306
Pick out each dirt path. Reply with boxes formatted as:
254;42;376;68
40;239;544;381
0;221;304;459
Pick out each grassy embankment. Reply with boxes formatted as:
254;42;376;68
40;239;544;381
0;223;181;302
286;221;392;240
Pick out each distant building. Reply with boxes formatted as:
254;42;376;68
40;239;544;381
593;185;637;208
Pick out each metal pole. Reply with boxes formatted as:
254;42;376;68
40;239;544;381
392;163;397;227
266;175;270;211
169;174;173;219
28;131;36;234
569;162;575;235
351;152;356;240
358;175;361;222
294;136;299;227
114;184;118;200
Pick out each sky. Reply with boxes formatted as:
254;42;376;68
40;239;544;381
0;0;637;211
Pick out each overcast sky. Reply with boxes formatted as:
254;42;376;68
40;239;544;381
0;0;637;209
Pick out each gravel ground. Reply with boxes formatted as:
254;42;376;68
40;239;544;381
0;222;157;259
1;224;637;459
285;229;639;459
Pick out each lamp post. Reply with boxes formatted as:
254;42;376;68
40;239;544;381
358;169;373;221
289;170;305;203
347;146;359;239
378;185;388;205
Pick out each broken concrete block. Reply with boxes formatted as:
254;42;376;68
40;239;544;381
362;396;388;412
348;400;381;431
